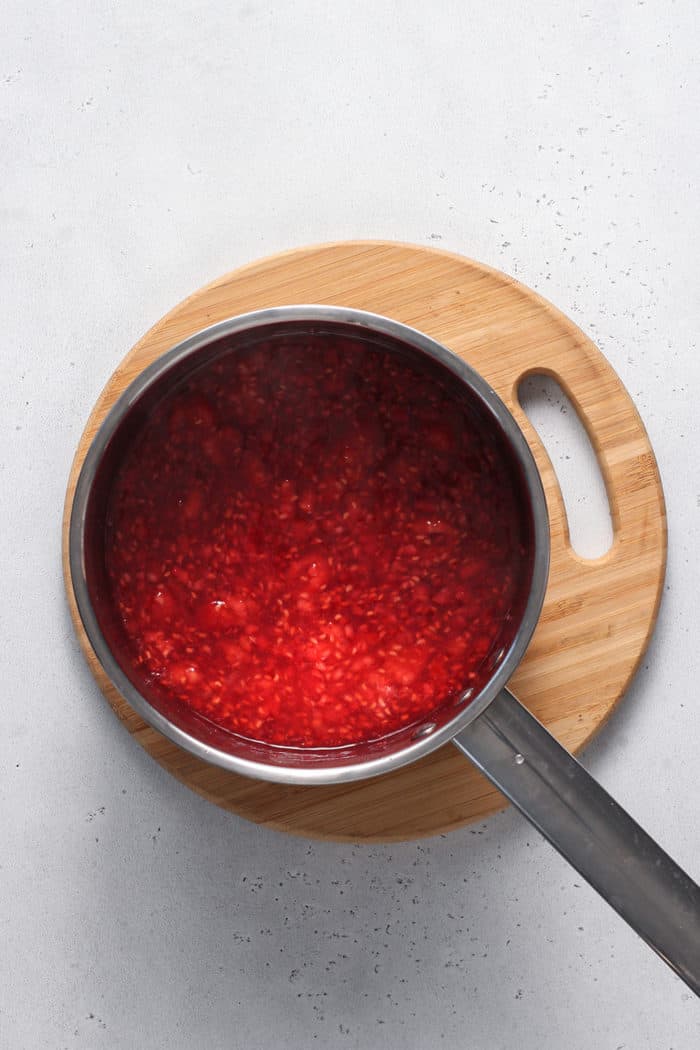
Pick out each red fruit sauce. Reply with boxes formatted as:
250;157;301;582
104;333;532;749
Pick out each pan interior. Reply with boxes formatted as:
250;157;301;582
81;320;537;772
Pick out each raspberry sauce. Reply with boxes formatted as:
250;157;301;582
104;333;532;748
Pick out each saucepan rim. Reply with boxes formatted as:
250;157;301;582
68;305;550;784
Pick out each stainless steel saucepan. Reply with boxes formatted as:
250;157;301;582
68;307;700;993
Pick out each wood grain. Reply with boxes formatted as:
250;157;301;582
62;241;666;841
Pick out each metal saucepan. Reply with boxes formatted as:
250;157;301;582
68;307;700;992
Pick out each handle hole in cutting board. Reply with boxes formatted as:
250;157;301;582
518;374;613;559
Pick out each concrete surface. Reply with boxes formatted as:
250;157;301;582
1;2;698;1046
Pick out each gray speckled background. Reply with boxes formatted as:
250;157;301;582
2;2;699;1046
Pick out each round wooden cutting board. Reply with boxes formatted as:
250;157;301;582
63;241;666;841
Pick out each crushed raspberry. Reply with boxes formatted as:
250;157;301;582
104;333;532;748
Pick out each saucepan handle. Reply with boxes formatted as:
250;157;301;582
453;688;700;995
